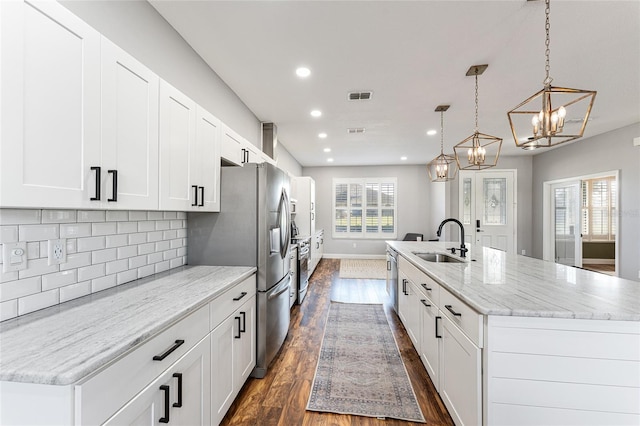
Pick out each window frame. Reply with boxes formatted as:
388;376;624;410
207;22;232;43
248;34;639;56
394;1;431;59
332;177;398;240
581;176;616;242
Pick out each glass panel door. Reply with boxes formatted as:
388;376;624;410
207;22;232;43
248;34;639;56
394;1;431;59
551;181;581;267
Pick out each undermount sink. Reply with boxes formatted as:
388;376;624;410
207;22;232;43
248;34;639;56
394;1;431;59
412;252;465;263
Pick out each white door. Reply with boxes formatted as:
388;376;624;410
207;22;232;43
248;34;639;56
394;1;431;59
234;296;257;389
550;181;582;267
211;313;235;425
193;108;221;212
459;170;516;253
221;125;245;166
101;37;159;210
0;0;101;208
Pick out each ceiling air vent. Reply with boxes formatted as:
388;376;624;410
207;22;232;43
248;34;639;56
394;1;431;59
348;91;373;101
347;128;366;134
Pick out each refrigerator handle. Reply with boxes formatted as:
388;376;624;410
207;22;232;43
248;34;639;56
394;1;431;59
278;188;291;259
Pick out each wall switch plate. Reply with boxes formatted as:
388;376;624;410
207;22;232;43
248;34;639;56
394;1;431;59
48;238;67;265
2;242;28;273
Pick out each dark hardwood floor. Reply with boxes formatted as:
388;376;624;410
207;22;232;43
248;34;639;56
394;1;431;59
221;258;454;426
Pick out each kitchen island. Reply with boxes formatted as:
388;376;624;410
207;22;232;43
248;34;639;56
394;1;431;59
0;265;257;425
387;241;640;426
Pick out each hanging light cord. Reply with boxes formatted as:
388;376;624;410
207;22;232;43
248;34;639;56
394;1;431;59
544;0;552;85
440;111;444;154
474;69;479;133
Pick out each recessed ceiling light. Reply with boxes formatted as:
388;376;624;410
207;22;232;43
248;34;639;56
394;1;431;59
327;158;334;163
296;67;311;78
401;156;407;161
318;132;327;139
427;129;438;136
310;110;322;118
323;148;331;153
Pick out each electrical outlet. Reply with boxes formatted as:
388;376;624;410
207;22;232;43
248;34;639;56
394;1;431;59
2;242;27;273
521;249;526;255
48;239;67;265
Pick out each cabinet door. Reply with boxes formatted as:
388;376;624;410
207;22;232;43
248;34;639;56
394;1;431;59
192;108;221;212
101;37;159;210
310;179;316;235
234;295;256;389
0;0;101;208
159;81;196;211
405;281;421;348
419;297;441;391
221;125;244;166
398;276;411;326
104;335;211;426
245;143;264;164
440;316;482;426
211;314;235;425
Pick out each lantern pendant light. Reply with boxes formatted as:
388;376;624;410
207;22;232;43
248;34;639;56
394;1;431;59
454;65;502;171
427;105;458;182
507;0;596;150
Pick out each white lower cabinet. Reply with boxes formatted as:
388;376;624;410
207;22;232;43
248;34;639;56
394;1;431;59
418;293;440;389
104;334;211;426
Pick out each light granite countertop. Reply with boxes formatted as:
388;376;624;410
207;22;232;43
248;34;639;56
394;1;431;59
0;265;256;385
387;241;640;321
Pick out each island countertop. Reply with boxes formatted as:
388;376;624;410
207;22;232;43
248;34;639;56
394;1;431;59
0;265;256;385
387;241;640;321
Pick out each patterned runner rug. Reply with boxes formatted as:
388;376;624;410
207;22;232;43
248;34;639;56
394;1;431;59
339;258;387;279
307;303;426;422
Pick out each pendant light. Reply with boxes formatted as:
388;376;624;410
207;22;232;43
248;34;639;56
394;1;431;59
507;0;596;150
454;64;502;171
427;105;458;182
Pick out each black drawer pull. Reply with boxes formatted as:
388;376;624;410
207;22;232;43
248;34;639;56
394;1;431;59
235;316;242;339
107;170;117;202
233;291;247;301
153;339;185;361
421;283;432;291
159;384;170;423
240;311;246;333
172;373;182;408
191;185;198;206
435;316;442;338
445;305;462;317
90;166;101;201
420;299;431;308
199;186;204;206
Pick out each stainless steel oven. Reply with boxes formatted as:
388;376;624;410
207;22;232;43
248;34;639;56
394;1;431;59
296;237;311;304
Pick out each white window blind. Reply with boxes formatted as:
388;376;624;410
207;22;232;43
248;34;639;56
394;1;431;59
332;177;397;239
581;177;616;242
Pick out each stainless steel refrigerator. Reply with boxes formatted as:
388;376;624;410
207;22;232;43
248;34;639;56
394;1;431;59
188;162;291;378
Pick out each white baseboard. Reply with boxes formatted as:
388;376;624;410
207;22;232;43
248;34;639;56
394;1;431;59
582;259;615;265
322;253;387;260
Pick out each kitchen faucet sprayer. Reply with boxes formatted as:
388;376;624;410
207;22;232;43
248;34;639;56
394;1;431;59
436;218;468;258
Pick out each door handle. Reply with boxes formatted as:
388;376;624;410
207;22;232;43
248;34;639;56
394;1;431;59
90;166;101;201
107;170;117;202
235;316;242;338
191;185;198;206
435;316;442;338
172;373;183;408
159;385;170;423
240;311;246;333
199;186;204;206
153;340;185;361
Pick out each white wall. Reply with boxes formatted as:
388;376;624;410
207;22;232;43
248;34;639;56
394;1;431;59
276;143;303;177
61;0;262;146
302;165;433;257
532;122;640;281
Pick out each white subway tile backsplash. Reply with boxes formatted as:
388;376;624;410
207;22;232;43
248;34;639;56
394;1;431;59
19;224;58;242
0;277;41;302
0;299;18;321
42;270;77;291
92;222;117;236
42;210;76;224
78;264;105;282
18;289;59;316
91;274;116;293
77;236;106;253
105;211;128;222
92;248;117;264
60;223;91;238
0;209;41;225
0;226;19;243
59;281;91;303
77;210;105;223
0;208;187;321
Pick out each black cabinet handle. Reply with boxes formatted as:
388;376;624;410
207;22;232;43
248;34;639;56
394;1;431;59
240;311;246;333
191;185;198;206
420;299;431;308
107;170;117;202
435;316;442;338
235;316;241;339
445;305;462;317
199;186;204;206
90;166;101;201
402;279;406;295
233;291;247;301
421;283;432;292
172;373;182;408
159;385;170;423
153;339;185;361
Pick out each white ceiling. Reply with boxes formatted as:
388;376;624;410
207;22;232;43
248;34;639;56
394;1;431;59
150;0;640;167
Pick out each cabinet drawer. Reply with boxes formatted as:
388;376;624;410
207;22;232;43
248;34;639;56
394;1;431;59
75;305;209;426
440;286;483;347
210;275;256;330
399;256;440;305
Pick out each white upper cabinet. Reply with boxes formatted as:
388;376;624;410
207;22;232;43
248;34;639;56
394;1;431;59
221;125;247;166
101;37;159;210
0;0;101;208
159;81;196;211
192;108;221;212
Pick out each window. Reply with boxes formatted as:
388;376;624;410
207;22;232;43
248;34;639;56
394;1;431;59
333;177;397;239
581;176;616;242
